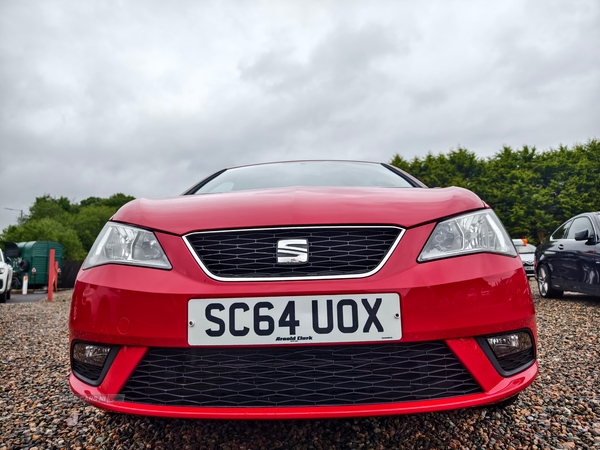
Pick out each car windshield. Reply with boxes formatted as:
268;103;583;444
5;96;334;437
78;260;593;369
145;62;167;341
188;161;417;194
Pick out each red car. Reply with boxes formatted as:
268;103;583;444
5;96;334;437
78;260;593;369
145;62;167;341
69;161;537;419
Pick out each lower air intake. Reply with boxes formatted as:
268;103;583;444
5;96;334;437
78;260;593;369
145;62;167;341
120;342;482;407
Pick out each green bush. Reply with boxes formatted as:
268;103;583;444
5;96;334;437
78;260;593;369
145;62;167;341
390;139;600;244
1;193;134;260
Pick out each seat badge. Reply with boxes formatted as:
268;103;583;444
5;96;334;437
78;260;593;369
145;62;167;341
277;239;309;264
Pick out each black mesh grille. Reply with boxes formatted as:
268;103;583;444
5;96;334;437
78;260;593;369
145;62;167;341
72;360;103;383
185;227;402;279
119;342;482;407
497;348;535;373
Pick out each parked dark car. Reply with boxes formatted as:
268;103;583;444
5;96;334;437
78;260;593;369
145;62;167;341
512;239;536;277
535;212;600;298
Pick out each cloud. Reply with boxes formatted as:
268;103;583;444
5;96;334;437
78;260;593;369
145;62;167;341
0;0;598;231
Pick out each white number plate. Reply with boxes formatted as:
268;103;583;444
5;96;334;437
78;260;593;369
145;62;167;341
188;293;401;346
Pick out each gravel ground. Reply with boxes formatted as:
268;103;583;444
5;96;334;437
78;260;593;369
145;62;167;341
1;282;599;449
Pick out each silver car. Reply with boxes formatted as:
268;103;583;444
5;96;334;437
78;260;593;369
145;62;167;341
512;239;536;277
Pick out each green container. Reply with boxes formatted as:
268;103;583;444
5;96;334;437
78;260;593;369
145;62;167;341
16;241;64;287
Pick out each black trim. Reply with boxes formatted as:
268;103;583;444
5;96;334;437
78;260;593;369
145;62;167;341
476;329;536;377
380;163;427;188
182;168;228;195
70;341;119;387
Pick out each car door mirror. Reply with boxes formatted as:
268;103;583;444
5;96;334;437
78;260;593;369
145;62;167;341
574;229;597;244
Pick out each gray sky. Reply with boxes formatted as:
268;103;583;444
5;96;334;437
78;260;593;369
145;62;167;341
1;0;599;231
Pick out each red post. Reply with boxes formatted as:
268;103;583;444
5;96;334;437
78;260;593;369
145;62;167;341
48;249;55;302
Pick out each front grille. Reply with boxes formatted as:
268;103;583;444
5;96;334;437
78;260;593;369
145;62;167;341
119;342;482;407
184;226;403;280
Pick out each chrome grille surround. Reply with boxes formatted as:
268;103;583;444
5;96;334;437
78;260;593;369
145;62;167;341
183;226;405;282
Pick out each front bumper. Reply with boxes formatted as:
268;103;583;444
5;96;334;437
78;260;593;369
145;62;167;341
70;360;537;419
69;226;537;418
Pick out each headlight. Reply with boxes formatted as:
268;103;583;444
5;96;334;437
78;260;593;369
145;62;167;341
82;223;172;270
418;210;516;262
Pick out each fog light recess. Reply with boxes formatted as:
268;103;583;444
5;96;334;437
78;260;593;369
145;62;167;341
71;342;118;386
478;330;536;377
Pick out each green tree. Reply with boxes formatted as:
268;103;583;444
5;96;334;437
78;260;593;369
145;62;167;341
70;205;116;250
475;145;541;240
1;218;86;260
27;195;76;222
390;139;600;245
391;147;483;189
100;193;135;209
0;193;135;260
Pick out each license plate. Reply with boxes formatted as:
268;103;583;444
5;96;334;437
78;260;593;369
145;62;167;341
188;293;401;346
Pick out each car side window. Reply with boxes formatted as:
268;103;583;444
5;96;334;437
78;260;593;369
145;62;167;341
550;221;571;240
566;217;594;240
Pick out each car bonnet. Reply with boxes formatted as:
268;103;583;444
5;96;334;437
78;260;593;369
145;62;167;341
111;186;487;235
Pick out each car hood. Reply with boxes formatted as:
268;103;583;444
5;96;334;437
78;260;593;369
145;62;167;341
112;187;487;235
